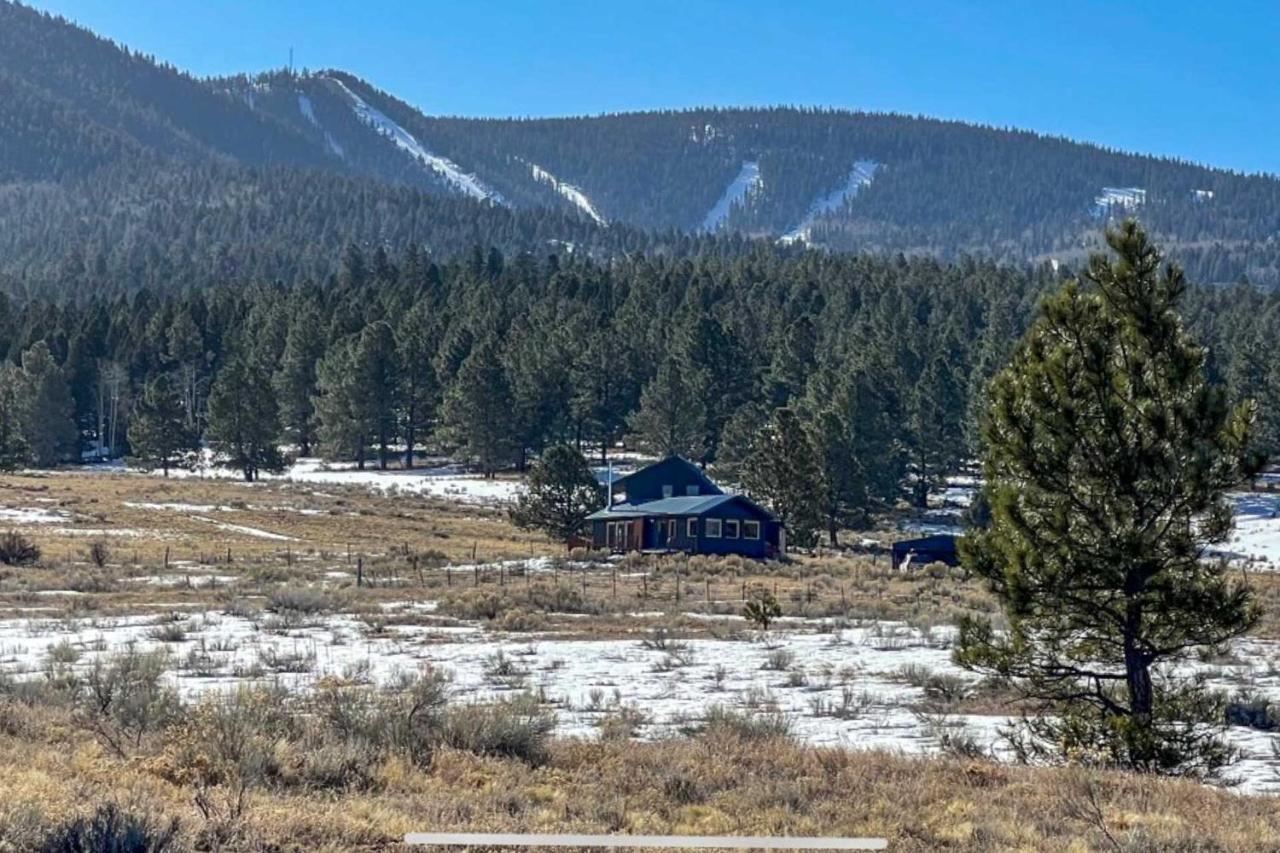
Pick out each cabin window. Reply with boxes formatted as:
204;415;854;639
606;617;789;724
725;520;740;539
706;519;722;538
744;520;761;539
662;485;674;498
686;518;697;538
685;485;699;496
668;519;677;540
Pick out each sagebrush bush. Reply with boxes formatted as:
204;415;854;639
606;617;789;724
440;693;556;764
38;803;180;853
267;585;336;614
697;705;793;741
0;530;40;565
79;647;181;757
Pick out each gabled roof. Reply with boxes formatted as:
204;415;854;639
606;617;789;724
614;455;722;495
587;493;776;521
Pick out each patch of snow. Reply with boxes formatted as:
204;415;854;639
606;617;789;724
192;516;296;542
529;163;606;225
700;161;761;232
1094;186;1146;216
124;502;231;513
781;160;879;243
0;507;70;524
1209;491;1280;568
297;93;318;125
127;574;236;588
324;76;502;203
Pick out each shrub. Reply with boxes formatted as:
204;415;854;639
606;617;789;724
762;648;795;671
79;648;181;757
267;585;336;615
86;540;110;568
440;693;556;764
38;804;180;853
0;530;40;565
743;589;782;630
697;705;793;740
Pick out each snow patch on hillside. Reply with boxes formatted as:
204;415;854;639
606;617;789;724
700;161;762;232
781;160;879;244
324;77;503;204
297;91;346;159
529;163;606;225
1094;186;1145;216
297;93;317;125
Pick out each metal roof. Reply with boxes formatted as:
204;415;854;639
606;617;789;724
587;493;773;521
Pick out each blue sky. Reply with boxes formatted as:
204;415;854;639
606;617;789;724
26;0;1280;174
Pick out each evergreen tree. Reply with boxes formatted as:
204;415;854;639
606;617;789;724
739;407;823;547
440;338;516;477
628;357;706;459
350;322;399;469
166;307;205;433
205;354;284;482
18;341;78;466
0;365;30;470
956;223;1262;779
274;302;325;456
676;310;754;464
397;302;440;469
903;353;965;507
313;338;364;464
510;443;605;545
127;373;196;476
765;315;817;406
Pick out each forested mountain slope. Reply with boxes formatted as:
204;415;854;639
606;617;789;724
3;0;1280;289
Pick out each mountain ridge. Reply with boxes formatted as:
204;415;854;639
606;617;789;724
3;0;1280;289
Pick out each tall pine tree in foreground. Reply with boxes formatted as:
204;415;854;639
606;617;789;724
956;222;1261;779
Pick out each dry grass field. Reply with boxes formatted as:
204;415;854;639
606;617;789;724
2;469;1280;851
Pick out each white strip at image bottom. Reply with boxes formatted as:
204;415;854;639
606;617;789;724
403;833;888;850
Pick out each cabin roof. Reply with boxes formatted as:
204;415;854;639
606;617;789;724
587;493;774;521
614;455;722;494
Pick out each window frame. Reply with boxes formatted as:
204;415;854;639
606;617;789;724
743;520;761;540
686;517;697;538
685;485;700;496
725;519;740;539
705;518;722;538
662;484;674;498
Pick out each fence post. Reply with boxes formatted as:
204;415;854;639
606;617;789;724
356;556;363;588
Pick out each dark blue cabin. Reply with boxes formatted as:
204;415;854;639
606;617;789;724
891;534;960;569
587;457;784;558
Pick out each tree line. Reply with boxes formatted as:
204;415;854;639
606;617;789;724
3;239;1280;544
